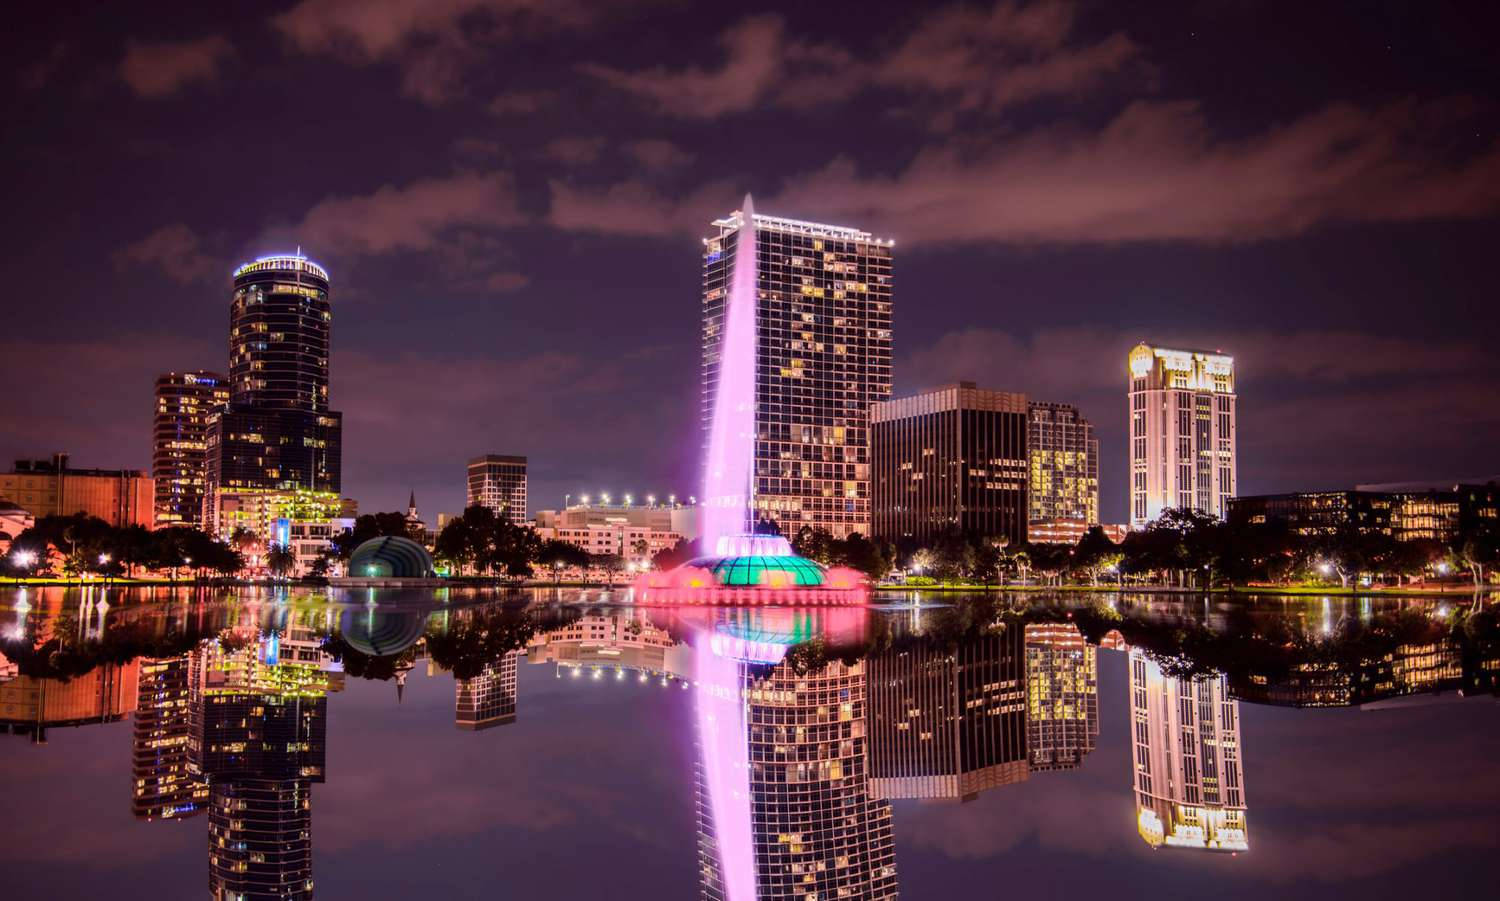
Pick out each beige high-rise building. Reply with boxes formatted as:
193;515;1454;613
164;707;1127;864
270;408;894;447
1127;343;1236;527
1128;648;1248;852
703;207;893;539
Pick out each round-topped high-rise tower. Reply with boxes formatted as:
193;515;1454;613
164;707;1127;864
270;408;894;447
229;254;331;412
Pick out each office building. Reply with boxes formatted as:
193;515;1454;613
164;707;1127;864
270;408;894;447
0;661;139;743
190;639;331;901
455;651;519;730
208;779;315;900
152;371;230;528
1024;622;1099;772
467;455;527;520
206;254;343;521
870;382;1028;545
1027;517;1129;545
1128;649;1248;852
1028;401;1099;525
1230;482;1500;543
698;656;897;900
1127;343;1236;527
703;207;893;539
1;455;153;529
866;628;1029;801
132;654;209;820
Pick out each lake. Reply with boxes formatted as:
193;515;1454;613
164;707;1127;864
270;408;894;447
1;586;1497;900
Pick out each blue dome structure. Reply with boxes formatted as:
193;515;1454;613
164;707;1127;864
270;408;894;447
347;536;435;580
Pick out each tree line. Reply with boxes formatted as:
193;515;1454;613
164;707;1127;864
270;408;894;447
5;513;243;579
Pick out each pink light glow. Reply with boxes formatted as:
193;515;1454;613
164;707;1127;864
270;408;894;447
701;194;758;552
694;631;756;901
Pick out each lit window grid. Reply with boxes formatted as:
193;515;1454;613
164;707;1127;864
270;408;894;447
1128;345;1236;527
704;220;893;539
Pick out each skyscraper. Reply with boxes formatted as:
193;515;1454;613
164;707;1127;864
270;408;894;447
1128;648;1248;852
1027;401;1099;525
466;454;527;520
132;654;209;820
702;206;893;539
205;255;343;530
870;382;1029;545
152;371;229;529
866;628;1029;801
1024;622;1099;772
1127;343;1236;527
697;655;897;900
189;639;332;901
455;652;519;730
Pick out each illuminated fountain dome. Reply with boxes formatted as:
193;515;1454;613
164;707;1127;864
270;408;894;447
330;536;443;587
638;534;866;605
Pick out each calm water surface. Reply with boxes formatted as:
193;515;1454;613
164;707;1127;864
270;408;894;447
1;586;1497;900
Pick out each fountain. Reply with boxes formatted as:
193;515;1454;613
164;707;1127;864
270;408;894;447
638;195;866;604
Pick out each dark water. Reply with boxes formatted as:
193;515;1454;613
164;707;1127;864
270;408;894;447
1;586;1497;900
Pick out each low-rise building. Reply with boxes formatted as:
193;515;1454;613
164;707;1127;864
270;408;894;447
1229;482;1499;542
1027;517;1128;545
1;454;153;529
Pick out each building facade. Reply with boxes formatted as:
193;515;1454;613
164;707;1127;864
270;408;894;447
1027;517;1129;545
1230;482;1500;543
467;455;528;520
1;455;153;529
1128;343;1237;527
866;628;1029;801
132;654;209;820
207;254;343;521
152;371;230;529
1128;649;1248;852
1024;622;1099;772
703;208;893;539
698;656;898;900
1028;401;1099;525
870;383;1029;545
455;652;519;730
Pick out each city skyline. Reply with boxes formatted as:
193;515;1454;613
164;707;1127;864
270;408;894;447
3;1;1498;523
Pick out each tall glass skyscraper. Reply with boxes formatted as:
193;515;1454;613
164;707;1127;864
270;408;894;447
1128;343;1236;527
702;207;893;539
152;371;229;529
205;255;343;528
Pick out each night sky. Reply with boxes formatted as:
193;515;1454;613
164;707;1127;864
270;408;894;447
3;0;1498;522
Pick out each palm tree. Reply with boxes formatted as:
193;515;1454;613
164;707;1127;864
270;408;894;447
266;543;297;581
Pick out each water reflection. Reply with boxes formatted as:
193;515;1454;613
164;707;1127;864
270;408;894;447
1;587;1497;899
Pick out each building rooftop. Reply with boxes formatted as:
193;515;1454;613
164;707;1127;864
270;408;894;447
711;209;894;247
232;253;329;282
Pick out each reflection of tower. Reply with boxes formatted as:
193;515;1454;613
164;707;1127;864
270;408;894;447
866;628;1028;801
208;780;314;899
1024;622;1099;772
455;651;519;730
697;652;897;901
132;654;208;820
1128;649;1248;852
189;640;331;900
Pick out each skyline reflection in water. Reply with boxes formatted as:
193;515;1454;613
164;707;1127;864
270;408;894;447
1;586;1497;899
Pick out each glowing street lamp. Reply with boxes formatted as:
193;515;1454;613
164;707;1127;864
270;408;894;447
581;494;590;505
1437;561;1450;575
1317;562;1332;576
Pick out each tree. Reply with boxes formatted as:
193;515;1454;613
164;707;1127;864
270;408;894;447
266;543;297;580
1454;519;1500;591
1073;527;1123;587
651;537;699;571
538;539;590;584
593;553;626;586
793;526;836;564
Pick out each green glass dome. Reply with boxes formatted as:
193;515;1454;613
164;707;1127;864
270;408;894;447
688;554;827;588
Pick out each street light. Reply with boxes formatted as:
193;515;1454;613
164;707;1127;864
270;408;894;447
1317;562;1332;576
